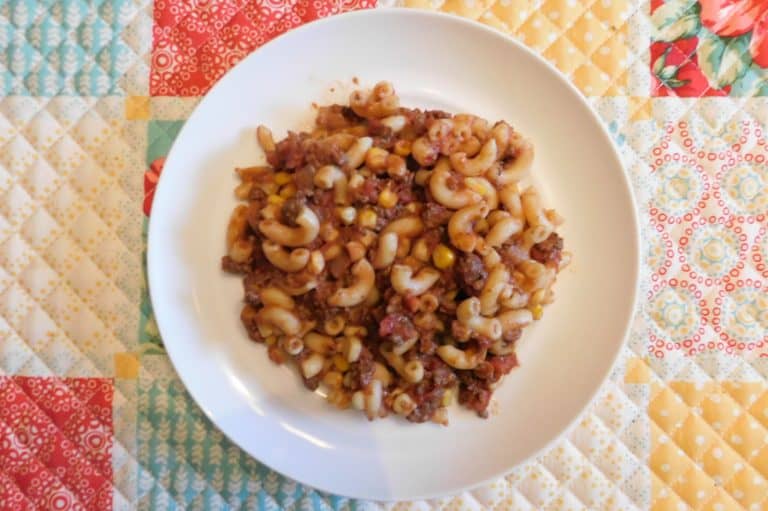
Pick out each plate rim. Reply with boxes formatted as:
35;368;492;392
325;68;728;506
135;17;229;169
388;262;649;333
147;7;641;501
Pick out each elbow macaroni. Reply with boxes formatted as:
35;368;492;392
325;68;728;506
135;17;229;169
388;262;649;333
429;159;482;209
448;203;489;253
258;206;320;247
314;165;348;204
450;138;497;176
262;241;310;272
390;264;441;296
328;258;375;307
373;232;398;269
223;81;566;423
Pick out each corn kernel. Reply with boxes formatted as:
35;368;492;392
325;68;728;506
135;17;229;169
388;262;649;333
265;335;277;346
530;288;546;306
414;169;432;186
258;181;279;195
322;243;342;260
358;209;378;228
394;139;412;157
322;371;343;388
405;202;423;215
465;178;489;195
333;354;349;372
337;207;357;225
378;188;398;208
343;326;367;337
267;194;284;205
476;218;489;234
327;389;351;409
386;154;407;178
348;173;365;189
320;222;339;242
279;183;296;198
346;241;366;262
531;304;543;320
432;244;456;269
441;388;456;407
274;172;292;185
366;147;389;170
411;238;429;262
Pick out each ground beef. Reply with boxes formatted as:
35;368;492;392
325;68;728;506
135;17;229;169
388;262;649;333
474;354;518;383
294;165;315;196
422;202;453;228
499;240;529;267
353;177;384;204
379;314;418;345
273;132;306;169
489;354;518;376
418;331;437;355
367;118;392;137
407;393;442;423
316;105;360;130
530;232;564;267
391;176;417;202
328;252;351;280
458;373;492;417
408;383;443;423
247;186;267;203
347;349;375;391
246;201;263;232
305;137;345;168
240;306;262;342
402;109;452;138
243;267;279;305
221;256;250;274
311;278;333;301
422;355;457;387
421;228;443;251
302;374;322;391
405;155;420;172
451;320;472;342
280;197;306;226
406;356;456;422
455;253;488;295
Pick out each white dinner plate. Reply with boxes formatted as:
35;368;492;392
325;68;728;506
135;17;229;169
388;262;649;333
148;8;639;501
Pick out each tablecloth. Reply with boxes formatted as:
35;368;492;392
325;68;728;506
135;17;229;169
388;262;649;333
1;0;767;509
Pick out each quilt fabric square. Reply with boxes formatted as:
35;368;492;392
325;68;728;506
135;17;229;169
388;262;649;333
0;377;114;511
150;0;377;96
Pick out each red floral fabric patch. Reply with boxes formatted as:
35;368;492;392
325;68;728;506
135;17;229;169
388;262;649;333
150;0;376;96
0;378;113;511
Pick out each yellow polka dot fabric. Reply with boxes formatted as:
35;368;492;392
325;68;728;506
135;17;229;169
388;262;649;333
650;382;768;511
404;0;632;96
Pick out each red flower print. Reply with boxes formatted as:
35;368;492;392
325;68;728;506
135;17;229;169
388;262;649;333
750;8;768;67
651;39;730;96
700;0;768;67
700;0;767;36
144;157;165;217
